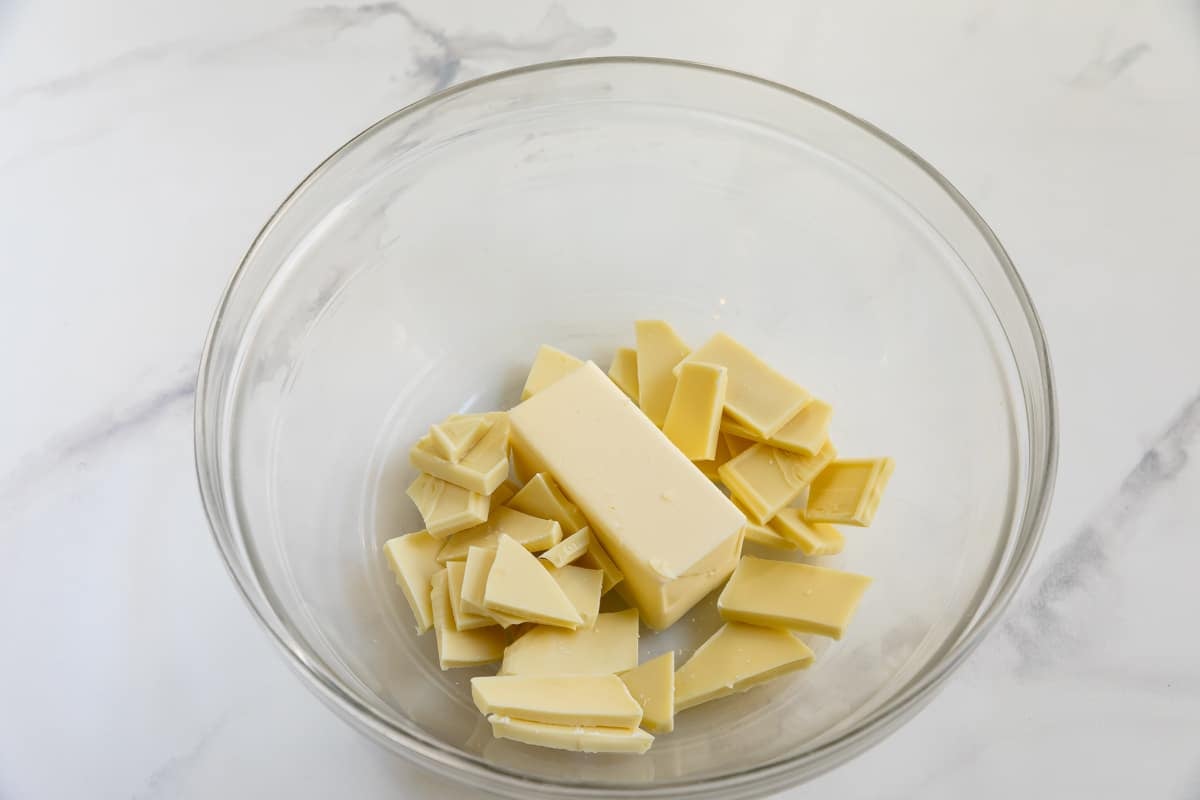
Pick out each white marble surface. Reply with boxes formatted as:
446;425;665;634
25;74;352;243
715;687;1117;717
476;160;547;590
2;1;1199;797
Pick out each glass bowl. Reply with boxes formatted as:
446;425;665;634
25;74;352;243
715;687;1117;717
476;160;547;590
195;57;1056;799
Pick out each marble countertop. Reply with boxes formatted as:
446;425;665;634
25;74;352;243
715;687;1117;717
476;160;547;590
3;1;1198;797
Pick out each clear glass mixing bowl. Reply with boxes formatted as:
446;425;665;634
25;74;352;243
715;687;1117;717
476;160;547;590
195;57;1056;799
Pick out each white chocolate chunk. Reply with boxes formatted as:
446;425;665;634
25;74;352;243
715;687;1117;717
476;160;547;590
500;609;640;676
410;412;510;495
382;530;443;633
539;526;591;568
484;534;582;629
607;346;639;402
769;509;844;555
576;532;624;595
619;651;675;733
674;622;813;711
662;362;728;460
544;563;603;628
506;472;587;533
430;570;505;669
635;320;691;426
445;559;498;631
723;430;755;457
471;674;643;727
803;458;895;527
521;345;584;400
406;473;489;538
717;556;871;639
510;445;539;486
488;715;653;754
677;332;811;438
429;416;492;463
742;519;800;551
718;440;837;524
436;506;562;563
721;399;832;456
460;546;524;627
693;429;735;481
489;481;518;512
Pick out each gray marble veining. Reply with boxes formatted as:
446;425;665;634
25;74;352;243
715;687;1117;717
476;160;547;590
1004;387;1200;674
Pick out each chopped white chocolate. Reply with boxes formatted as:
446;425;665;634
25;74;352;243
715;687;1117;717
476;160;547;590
662;362;728;460
539;526;591;568
506;472;587;533
742;519;800;550
722;430;755;457
430;570;505;669
718;440;837;524
721;399;832;456
694;429;735;481
429;416;492;463
544;563;603;628
521;345;584;401
406;473;489;538
410;412;510;495
635;320;691;426
619;651;675;733
460;546;497;615
499;609;640;676
393;321;897;756
769;509;844;555
717;556;871;639
607;346;639;402
510;445;539;486
576;532;624;595
460;546;524;627
472;674;643;727
382;530;443;633
677;332;811;438
445;559;498;631
488;715;653;754
484;534;582;628
489;481;519;511
674;622;813;711
804;458;895;527
436;506;562;563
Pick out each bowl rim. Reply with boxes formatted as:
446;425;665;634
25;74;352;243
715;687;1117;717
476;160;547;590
195;55;1058;797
